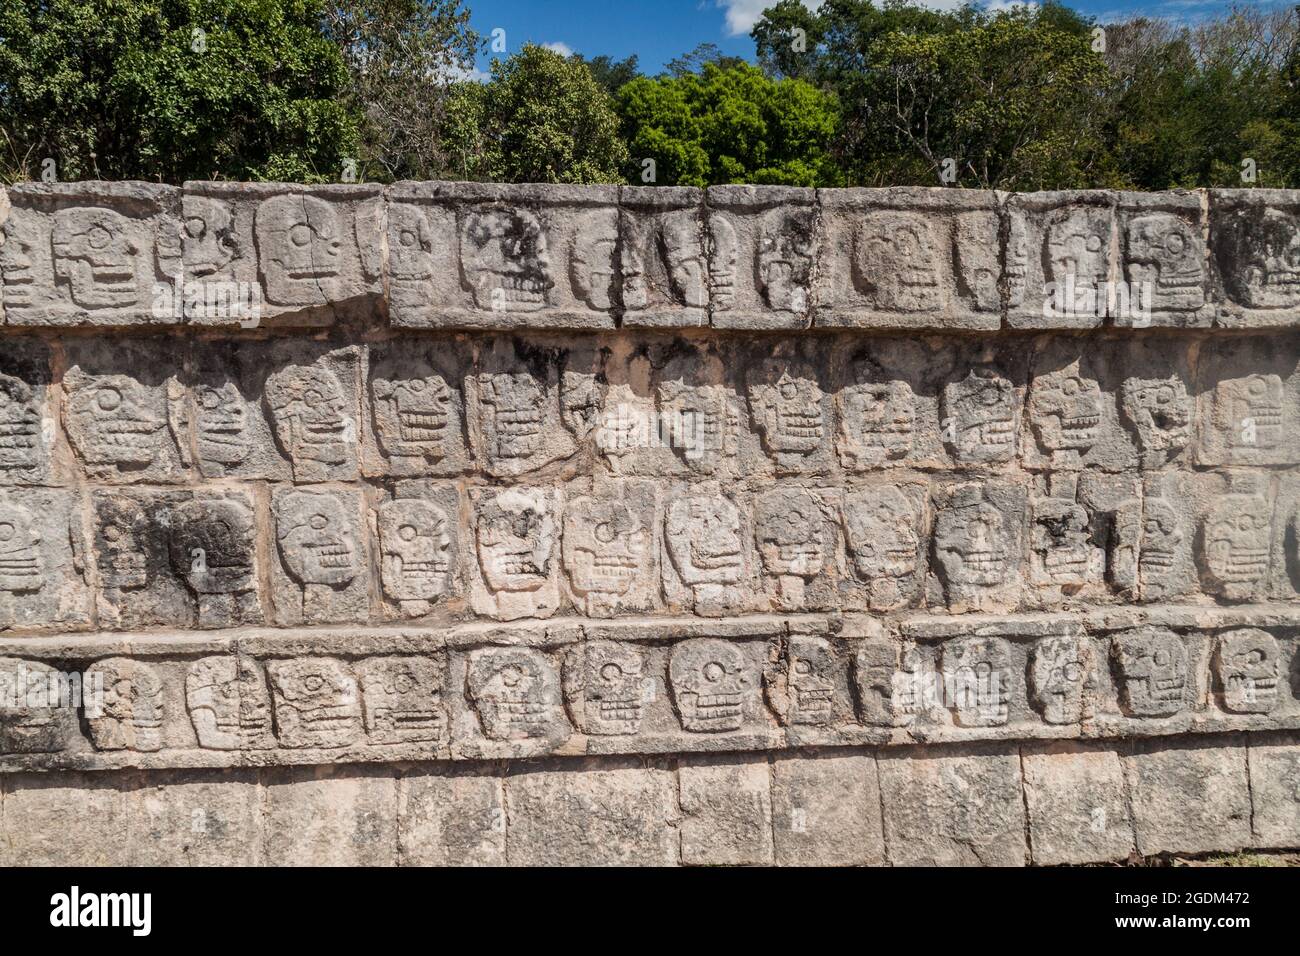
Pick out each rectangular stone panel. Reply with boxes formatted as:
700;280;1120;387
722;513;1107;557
619;186;707;328
1006;190;1117;329
771;750;885;865
399;765;507;865
1211;189;1300;328
388;181;619;330
1123;736;1252;856
262;765;398;866
1022;741;1135;865
679;754;774;865
814;188;1002;330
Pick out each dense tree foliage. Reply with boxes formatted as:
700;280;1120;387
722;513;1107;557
618;62;840;186
0;0;359;182
0;0;1295;188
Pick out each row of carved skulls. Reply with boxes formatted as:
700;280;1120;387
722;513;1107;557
44;358;1276;481
0;626;1285;755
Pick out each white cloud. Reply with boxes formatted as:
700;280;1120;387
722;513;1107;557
441;61;491;83
985;0;1039;12
542;41;575;56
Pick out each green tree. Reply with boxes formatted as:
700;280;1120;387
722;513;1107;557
570;53;640;95
443;43;628;184
323;0;481;182
0;0;359;183
618;62;841;186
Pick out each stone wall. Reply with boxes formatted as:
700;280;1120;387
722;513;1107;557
0;181;1299;865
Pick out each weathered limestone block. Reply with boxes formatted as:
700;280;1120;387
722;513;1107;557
1022;742;1135;865
127;769;262;866
1212;189;1300;327
505;759;678;865
929;480;1026;613
814;188;1002;330
262;766;398;866
85;657;168;752
1117;191;1213;328
708;185;817;330
181;181;383;326
753;488;838;612
398;766;507;865
1;182;180;327
1006;191;1117;329
563;640;653;736
662;488;761;616
462;646;571;747
388;181;618;329
1025;337;1138;472
770;751;885;866
1246;733;1300;847
1122;736;1252;856
878;744;1027;866
1;771;134;865
620;186;707;328
679;755;774;865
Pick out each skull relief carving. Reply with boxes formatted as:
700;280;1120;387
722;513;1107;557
466;647;564;740
1139;497;1183;599
95;496;151;591
942;637;1011;728
757;208;814;312
563;641;647;736
1121;375;1191;461
52;207;141;309
843;487;918;608
1047;207;1110;289
1226;208;1300;309
838;379;916;467
1216;373;1284;452
378;499;451;607
942;366;1017;463
477;372;545;468
460;206;552;311
669;638;752;733
266;657;362;748
857;212;941;312
276;491;359;587
665;495;743;589
854;639;927;727
86;658;164;751
66;374;166;468
1214;628;1280;714
569;210;618;310
182;196;239;279
562;497;649;610
1113;628;1187;717
1029;635;1091;725
0;658;77;753
934;487;1012;597
1200;485;1270;600
185;656;274;750
0;502;42;593
0;373;43;476
255;194;344;305
0;214;41;313
372;373;453;464
387;203;434;291
1029;361;1104;457
264;363;353;470
1030;497;1097;588
476;490;555;594
167;498;256;596
193;382;251;470
755;491;824;580
1126;213;1205;311
783;636;836;725
749;369;825;464
358;656;445;744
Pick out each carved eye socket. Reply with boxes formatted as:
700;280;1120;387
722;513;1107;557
1247;376;1268;397
1156;386;1174;404
309;514;328;530
220;683;237;699
303;388;323;407
88;225;112;249
399;229;418;248
600;663;623;681
394;674;415;693
1061;378;1079;397
780;381;798;400
398;523;417;541
1154;649;1171;666
406;379;426;393
594;521;616;543
96;386;122;411
0;522;12;541
1064;663;1082;681
500;665;522;687
289;224;312;247
1085;235;1102;252
303;675;325;693
703;662;725;683
114;678;134;699
1144;518;1161;533
185;217;207;240
1165;233;1185;255
200;389;222;409
1238;515;1258;531
794;659;812;675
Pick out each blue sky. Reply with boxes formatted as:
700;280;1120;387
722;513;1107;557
463;0;1293;75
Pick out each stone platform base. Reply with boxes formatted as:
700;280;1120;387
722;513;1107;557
4;732;1296;866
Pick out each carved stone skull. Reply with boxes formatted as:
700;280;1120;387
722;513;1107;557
460;205;552;311
749;370;824;459
1121;375;1191;456
377;499;451;603
669;638;751;732
843;487;918;584
67;374;165;468
266;657;362;748
255;193;343;305
563;640;646;736
1047;207;1109;288
0;373;42;473
168;498;256;596
755;491;824;579
478;372;545;465
562;497;647;598
569;210;618;310
86;658;164;751
757;208;814;311
839;379;916;464
785;636;836;725
1113;628;1187;717
1126;213;1204;311
276;491;359;587
466;647;562;740
182;196;238;279
1200;487;1270;600
264;364;351;466
1029;635;1090;725
1029;361;1103;454
357;656;445;743
857;212;941;312
1215;628;1280;714
934;488;1009;589
476;489;555;593
185;656;273;750
0;502;42;593
0;658;76;753
52;207;141;308
372;374;452;462
665;495;743;587
943;366;1017;463
194;382;251;469
942;637;1011;727
95;496;151;590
